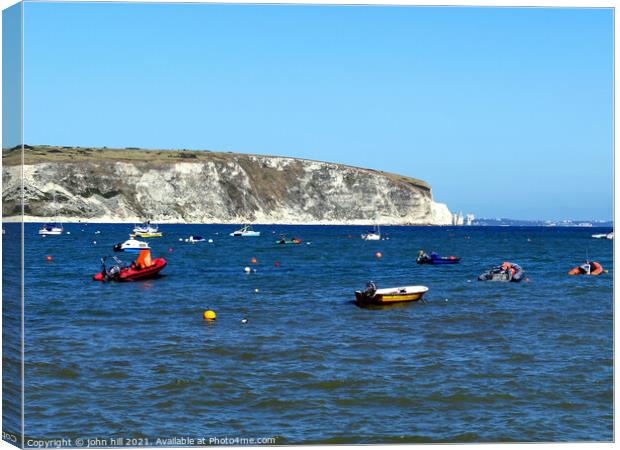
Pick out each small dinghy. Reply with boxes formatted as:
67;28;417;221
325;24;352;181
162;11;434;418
93;250;166;282
38;223;63;235
276;235;302;245
113;237;150;253
355;281;428;305
568;261;604;276
361;225;381;241
478;262;524;282
230;225;260;237
186;235;206;243
417;250;460;265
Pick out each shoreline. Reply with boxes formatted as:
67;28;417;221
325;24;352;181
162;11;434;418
1;216;612;228
2;215;448;226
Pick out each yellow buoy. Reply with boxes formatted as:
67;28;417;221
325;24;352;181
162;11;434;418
203;310;217;321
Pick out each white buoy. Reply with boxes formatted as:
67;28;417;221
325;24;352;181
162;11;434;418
95;230;101;234
93;241;97;245
179;238;183;242
241;318;248;324
184;239;188;242
208;239;213;243
66;231;71;235
254;288;259;293
244;266;251;273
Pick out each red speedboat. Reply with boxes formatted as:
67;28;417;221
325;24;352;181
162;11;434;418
93;250;167;282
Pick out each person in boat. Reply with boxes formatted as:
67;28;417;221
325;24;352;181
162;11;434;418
100;256;121;281
499;262;524;282
363;281;377;297
133;249;152;270
417;250;431;263
479;262;524;282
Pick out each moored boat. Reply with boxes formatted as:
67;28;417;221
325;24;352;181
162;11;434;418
568;260;604;276
113;237;151;253
38;223;64;235
355;282;428;305
276;235;302;245
93;250;166;282
592;231;613;240
230;225;260;237
361;225;381;241
478;262;524;282
186;235;206;243
417;250;460;265
133;220;159;234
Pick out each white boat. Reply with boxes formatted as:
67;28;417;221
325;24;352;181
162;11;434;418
186;235;206;243
592;231;614;240
230;225;261;237
38;223;63;235
133;221;159;234
113;238;151;253
361;225;381;241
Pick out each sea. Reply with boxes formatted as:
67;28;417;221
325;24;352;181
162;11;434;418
2;223;614;444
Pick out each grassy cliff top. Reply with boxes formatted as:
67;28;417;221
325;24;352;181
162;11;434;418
2;145;431;191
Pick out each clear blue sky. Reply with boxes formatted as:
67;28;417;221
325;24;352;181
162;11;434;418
22;3;613;220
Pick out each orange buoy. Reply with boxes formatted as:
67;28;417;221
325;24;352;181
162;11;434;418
375;252;383;258
525;278;530;282
45;255;53;262
250;257;257;264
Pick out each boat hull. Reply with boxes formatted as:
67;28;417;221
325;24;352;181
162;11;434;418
417;257;461;265
355;286;428;305
130;232;162;238
361;234;380;241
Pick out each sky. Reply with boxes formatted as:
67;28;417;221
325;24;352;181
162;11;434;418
20;3;613;220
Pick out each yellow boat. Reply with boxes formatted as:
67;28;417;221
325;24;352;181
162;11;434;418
355;285;428;305
130;231;163;238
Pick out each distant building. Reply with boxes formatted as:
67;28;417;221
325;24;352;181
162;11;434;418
465;214;474;226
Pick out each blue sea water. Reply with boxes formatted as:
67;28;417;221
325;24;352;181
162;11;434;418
6;224;614;443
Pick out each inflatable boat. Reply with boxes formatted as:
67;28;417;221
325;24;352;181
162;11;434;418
568;261;604;276
276;236;302;245
478;262;524;282
93;250;166;282
417;251;460;265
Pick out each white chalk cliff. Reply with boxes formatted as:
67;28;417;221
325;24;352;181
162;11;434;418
2;146;453;225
